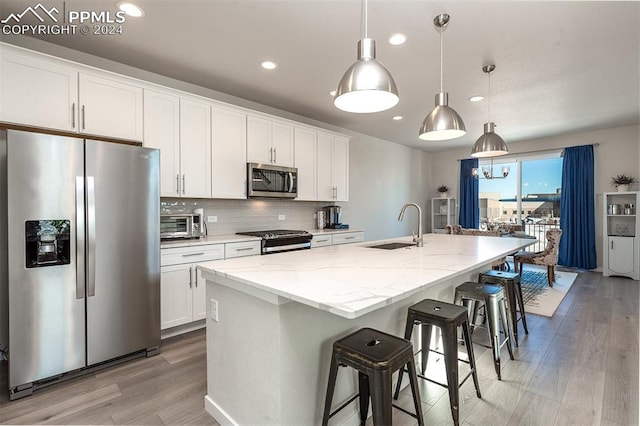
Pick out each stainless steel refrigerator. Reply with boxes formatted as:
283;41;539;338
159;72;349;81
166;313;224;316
2;129;160;400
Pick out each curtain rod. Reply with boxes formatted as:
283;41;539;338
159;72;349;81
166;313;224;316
456;142;600;161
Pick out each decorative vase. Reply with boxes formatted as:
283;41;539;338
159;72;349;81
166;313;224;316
617;184;630;192
439;192;448;198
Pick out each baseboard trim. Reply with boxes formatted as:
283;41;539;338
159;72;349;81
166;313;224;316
204;395;239;426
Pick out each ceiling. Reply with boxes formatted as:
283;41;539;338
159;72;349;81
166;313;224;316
1;0;638;152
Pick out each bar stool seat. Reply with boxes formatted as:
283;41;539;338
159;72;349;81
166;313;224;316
454;282;514;380
322;327;424;426
393;299;481;426
479;270;529;346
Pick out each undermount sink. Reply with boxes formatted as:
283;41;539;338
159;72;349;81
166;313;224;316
368;242;415;250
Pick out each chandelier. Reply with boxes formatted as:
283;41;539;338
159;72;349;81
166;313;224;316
472;157;510;179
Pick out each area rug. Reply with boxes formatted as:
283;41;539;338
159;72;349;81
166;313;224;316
518;267;578;317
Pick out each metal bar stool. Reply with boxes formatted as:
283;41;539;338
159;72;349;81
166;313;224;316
322;327;424;426
454;282;514;380
393;299;481;426
479;270;529;346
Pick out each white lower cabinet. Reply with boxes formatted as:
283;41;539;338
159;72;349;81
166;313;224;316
310;231;364;247
160;244;224;330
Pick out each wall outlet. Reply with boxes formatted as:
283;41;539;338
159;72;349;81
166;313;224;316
278;214;286;221
210;298;218;322
208;216;217;223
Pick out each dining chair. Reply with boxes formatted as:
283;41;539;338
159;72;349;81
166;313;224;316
513;229;563;286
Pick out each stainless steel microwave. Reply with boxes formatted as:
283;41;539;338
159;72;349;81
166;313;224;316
160;213;203;240
247;163;298;199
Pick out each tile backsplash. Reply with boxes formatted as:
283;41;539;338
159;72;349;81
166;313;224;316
161;198;334;235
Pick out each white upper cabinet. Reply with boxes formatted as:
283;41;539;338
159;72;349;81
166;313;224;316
144;89;212;198
211;106;247;199
0;45;143;141
294;127;317;201
317;132;349;202
247;115;294;167
0;49;78;132
180;97;212;198
79;73;143;141
143;89;181;197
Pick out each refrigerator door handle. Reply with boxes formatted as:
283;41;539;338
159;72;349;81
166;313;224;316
76;176;85;299
87;176;97;297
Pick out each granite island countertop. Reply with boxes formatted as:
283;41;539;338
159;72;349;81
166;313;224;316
198;233;535;319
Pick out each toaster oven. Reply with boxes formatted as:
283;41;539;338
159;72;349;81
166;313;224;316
160;214;203;240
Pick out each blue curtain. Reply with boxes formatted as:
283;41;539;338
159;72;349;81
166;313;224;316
459;158;479;228
558;145;596;269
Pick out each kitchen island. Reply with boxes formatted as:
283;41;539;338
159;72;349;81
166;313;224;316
199;233;535;426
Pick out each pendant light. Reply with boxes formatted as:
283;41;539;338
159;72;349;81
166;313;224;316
471;157;510;179
418;14;465;141
471;64;508;157
334;0;399;113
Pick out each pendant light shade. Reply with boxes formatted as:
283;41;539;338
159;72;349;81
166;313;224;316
471;122;508;157
471;64;508;157
334;0;399;113
418;14;466;141
334;39;399;113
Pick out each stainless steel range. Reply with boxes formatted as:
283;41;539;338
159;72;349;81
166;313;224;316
236;230;313;254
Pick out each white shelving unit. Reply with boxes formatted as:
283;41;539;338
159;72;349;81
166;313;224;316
431;197;457;233
603;191;639;280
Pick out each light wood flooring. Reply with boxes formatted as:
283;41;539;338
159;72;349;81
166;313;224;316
0;270;638;425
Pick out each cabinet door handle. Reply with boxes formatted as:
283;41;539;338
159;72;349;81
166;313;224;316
195;268;198;287
182;252;205;257
273;147;277;164
317;239;329;243
234;247;254;252
344;236;355;240
611;240;614;249
189;266;193;288
71;103;76;128
269;147;273;163
176;174;180;194
182;175;186;194
81;105;86;129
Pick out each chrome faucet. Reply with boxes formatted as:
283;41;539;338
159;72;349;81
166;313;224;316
398;203;423;247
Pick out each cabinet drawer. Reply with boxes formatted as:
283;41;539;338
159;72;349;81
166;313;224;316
311;235;332;248
331;232;364;245
225;241;261;258
161;244;225;266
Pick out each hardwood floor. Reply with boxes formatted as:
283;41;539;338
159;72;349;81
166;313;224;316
0;330;219;425
0;271;637;425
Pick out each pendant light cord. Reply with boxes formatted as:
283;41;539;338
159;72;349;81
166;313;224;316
439;26;444;92
487;70;491;122
362;0;368;39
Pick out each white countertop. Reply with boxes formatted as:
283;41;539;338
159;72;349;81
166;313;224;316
199;233;535;319
161;234;261;249
307;228;363;235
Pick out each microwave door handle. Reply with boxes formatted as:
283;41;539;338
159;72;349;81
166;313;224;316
288;172;294;192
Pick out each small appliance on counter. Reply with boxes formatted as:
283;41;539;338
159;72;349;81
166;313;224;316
316;210;325;230
160;212;204;240
323;205;349;229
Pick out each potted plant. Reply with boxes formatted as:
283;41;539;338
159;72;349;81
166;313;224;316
437;185;449;198
610;174;638;192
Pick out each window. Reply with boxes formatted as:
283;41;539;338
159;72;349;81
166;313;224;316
478;151;562;248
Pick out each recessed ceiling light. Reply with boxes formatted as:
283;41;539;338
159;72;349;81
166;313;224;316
260;61;277;70
389;33;407;45
329;90;337;97
469;95;484;102
117;2;144;17
392;115;403;121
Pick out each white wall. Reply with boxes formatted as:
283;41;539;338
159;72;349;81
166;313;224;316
341;134;429;241
429;124;640;268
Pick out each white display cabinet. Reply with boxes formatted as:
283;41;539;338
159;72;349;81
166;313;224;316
603;191;639;280
431;197;457;233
